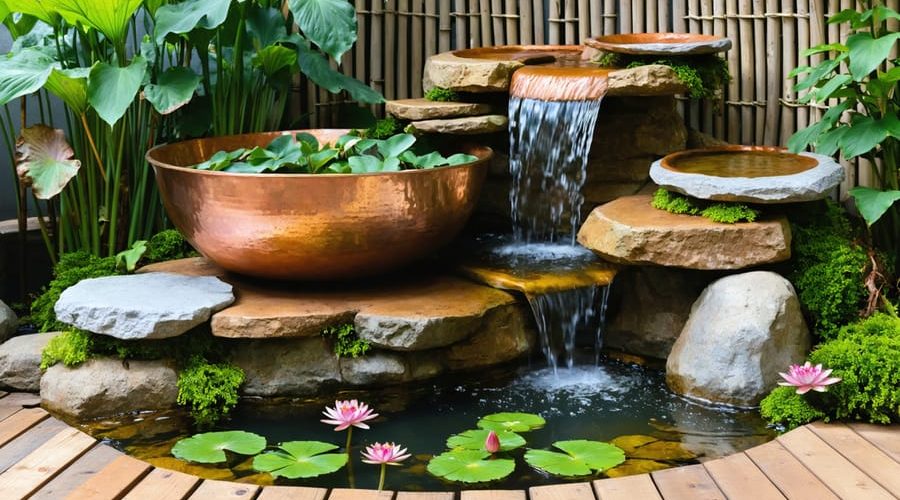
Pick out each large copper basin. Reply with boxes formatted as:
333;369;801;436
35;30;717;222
147;130;492;281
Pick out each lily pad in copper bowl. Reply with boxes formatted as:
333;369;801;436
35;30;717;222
585;33;732;56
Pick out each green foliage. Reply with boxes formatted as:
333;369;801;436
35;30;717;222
322;324;371;358
477;412;546;432
363;116;401;140
424;87;460;102
651;189;759;224
446;429;526;451
145;229;195;263
40;329;92;369
172;431;266;464
788;202;868;339
597;53;730;99
808;313;900;423
759;386;827;430
176;355;245;428
523;440;626;477
427;450;515;483
30;252;117;332
253;441;348;479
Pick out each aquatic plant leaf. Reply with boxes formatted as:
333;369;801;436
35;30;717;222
427;450;515;483
288;0;357;61
524;440;625;477
477;412;546;432
144;66;201;115
15;125;80;199
171;431;266;464
293;36;383;104
446;429;526;452
87;56;147;126
0;48;55;106
446;153;478;166
252;441;348;479
154;0;231;43
377;133;416;159
115;240;147;273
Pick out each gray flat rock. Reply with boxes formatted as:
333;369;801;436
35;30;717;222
0;332;61;391
54;272;234;340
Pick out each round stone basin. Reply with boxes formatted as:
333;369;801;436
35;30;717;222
649;146;845;204
585;33;732;55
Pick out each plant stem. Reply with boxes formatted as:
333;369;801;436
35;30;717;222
377;464;386;491
345;427;353;453
80;114;107;181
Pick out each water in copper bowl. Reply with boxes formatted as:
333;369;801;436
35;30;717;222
662;148;820;178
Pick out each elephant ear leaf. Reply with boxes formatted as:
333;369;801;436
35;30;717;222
0;49;56;106
16;125;81;199
144;66;201;115
288;0;357;60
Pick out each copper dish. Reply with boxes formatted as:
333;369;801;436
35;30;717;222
147;130;492;281
660;146;818;178
585;33;732;55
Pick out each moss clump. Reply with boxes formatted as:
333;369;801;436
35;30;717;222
176;355;245;428
759;386;827;430
596;53;730;99
788;202;868;339
30;253;118;332
40;329;93;369
651;189;759;224
145;229;195;263
322;323;371;358
424;87;459;102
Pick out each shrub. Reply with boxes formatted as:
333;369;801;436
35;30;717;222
651;189;759;223
424;87;459;102
30;253;118;332
759;386;827;430
176;355;245;428
322;324;371;358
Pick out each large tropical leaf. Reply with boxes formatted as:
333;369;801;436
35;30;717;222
154;0;231;43
171;431;267;464
838;115;888;159
15;125;81;199
13;0;58;24
144;66;200;115
477;412;546;433
524;440;625;477
846;32;900;82
39;0;143;46
246;5;289;48
427;450;515;483
294;37;383;104
253;45;297;77
0;0;9;22
288;0;356;61
446;429;526;452
252;441;348;479
850;187;900;227
44;67;90;114
87;56;147;126
0;49;55;106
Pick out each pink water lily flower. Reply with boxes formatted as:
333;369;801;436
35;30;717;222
484;430;501;453
361;442;411;491
321;400;378;431
778;362;841;394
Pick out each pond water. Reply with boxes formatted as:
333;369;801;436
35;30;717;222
83;356;774;491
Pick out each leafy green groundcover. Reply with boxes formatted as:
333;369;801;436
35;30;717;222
651;188;760;224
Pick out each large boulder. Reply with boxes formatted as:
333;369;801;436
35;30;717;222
0;332;61;391
41;358;178;418
54;273;234;340
0;300;17;343
231;337;341;397
666;272;811;406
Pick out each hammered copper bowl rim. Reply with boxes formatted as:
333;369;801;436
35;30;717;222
659;145;818;173
146;130;492;178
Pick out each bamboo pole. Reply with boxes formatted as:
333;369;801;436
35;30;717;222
439;0;451;52
763;0;781;145
469;0;480;47
712;0;726;139
479;0;492;45
753;0;766;144
385;0;397;100
781;0;798;145
520;0;533;43
589;0;602;36
505;0;519;44
604;0;615;36
549;0;560;44
646;0;658;33
579;0;590;41
371;1;385;106
455;0;468;48
412;0;425;96
631;0;644;33
491;0;504;45
658;0;670;32
397;0;409;99
354;0;366;90
725;0;739;142
564;0;576;43
699;0;713;133
688;0;702;131
618;0;631;35
533;0;544;43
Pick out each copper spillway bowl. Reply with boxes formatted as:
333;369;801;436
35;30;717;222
585;33;732;55
660;146;819;178
147;130;492;281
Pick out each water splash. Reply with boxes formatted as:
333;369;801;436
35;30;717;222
526;286;606;372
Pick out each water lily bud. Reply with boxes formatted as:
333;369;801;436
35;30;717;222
485;430;501;453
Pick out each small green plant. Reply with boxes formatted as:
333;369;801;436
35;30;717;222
322;324;371;358
40;330;93;369
425;87;460;102
651;189;760;223
176;356;245;428
145;230;195;263
759;386;827;430
596;53;730;99
30;252;118;332
364;117;402;140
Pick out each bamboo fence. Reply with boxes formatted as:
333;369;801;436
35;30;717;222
300;0;900;194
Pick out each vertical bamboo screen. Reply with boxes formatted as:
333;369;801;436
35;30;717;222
302;0;900;194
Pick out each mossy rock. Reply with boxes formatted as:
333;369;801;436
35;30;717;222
605;459;672;478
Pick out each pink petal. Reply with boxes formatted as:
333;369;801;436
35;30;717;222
795;386;811;395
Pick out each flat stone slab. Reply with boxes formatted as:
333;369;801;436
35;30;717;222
386;98;493;120
650;150;844;203
411;115;508;135
577;195;791;270
141;258;521;351
54;273;234;340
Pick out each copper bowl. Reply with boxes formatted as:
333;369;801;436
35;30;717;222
585;33;732;55
147;130;492;281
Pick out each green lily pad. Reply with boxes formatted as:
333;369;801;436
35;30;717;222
171;431;266;464
427;450;515;483
477;412;546;433
252;441;348;479
446;429;526;452
524;440;625;477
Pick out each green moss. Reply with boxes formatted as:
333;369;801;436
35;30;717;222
597;53;730;99
651;189;759;223
424;87;459;102
788;202;868;339
40;330;93;369
176;355;245;428
322;324;371;358
30;252;118;332
145;229;195;263
760;386;827;430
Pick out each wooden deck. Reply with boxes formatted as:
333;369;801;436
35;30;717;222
0;393;897;500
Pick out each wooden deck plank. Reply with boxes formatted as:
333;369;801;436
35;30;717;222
0;408;48;448
848;422;900;463
0;427;96;499
122;467;201;500
530;482;595;500
63;454;152;500
744;440;838;500
703;453;785;500
459;491;526;500
808;421;900;496
188;479;260;499
593;475;662;500
651;464;726;500
256;485;328;500
777;426;893;500
0;418;71;475
31;444;122;500
396;492;455;500
328;488;394;499
0;393;41;422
